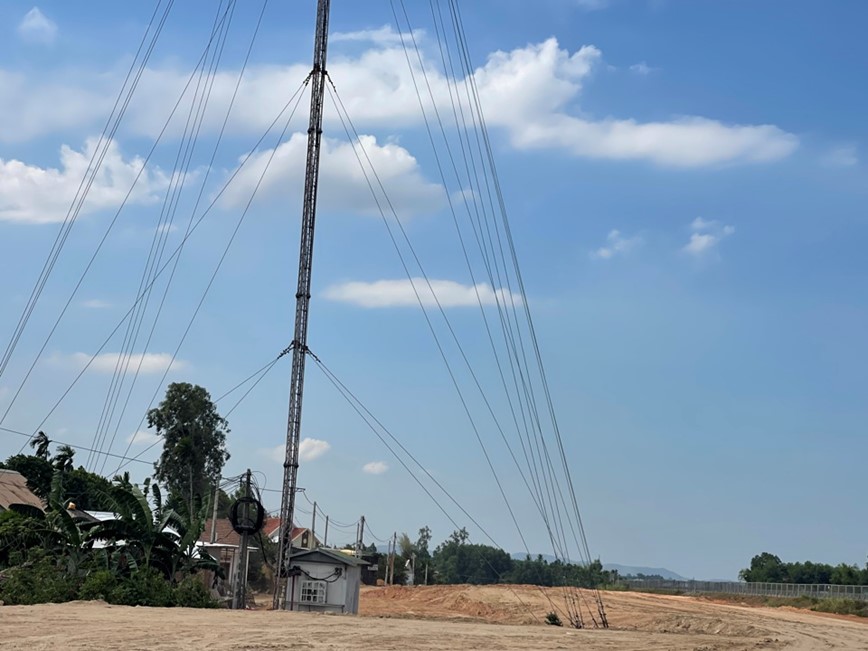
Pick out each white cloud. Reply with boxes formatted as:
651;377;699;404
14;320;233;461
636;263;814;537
268;438;331;464
267;445;284;463
220;133;444;218
820;144;858;168
683;233;717;256
81;299;111;309
363;461;389;475
464;38;797;167
323;278;522;308
57;352;186;374
299;438;331;462
0;69;112;143
126;429;161;446
591;229;642;260
156;223;178;234
683;218;734;257
0;38;797;168
331;25;423;45
690;217;714;231
629;62;656;75
0;138;170;224
17;7;57;44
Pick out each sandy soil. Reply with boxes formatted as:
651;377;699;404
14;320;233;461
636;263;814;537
0;586;865;650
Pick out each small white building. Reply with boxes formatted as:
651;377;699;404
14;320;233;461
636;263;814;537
287;548;367;614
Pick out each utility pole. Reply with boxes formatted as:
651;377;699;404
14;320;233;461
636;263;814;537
323;515;329;548
311;501;317;547
388;532;396;585
273;0;332;611
232;469;252;610
209;480;220;543
357;515;365;558
384;536;391;584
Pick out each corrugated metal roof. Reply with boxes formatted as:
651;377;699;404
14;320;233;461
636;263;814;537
0;469;45;512
292;548;369;567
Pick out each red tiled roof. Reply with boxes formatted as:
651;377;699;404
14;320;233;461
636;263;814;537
199;518;308;548
263;517;307;541
199;518;243;547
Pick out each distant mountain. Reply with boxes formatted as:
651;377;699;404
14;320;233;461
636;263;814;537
602;563;687;580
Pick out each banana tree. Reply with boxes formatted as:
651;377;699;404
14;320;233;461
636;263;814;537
169;492;223;580
89;477;221;581
87;478;182;577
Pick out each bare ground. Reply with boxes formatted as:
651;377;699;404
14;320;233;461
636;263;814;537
0;585;865;650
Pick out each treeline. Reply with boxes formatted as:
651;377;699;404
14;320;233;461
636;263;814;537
377;527;617;588
740;552;868;585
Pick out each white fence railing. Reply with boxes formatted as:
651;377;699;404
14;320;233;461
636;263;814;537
622;578;868;602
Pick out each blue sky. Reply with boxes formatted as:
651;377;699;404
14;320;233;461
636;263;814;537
0;0;866;580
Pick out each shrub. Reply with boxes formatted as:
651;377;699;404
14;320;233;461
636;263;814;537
173;575;219;608
545;611;563;626
812;598;868;618
0;553;77;605
108;568;174;607
78;570;118;601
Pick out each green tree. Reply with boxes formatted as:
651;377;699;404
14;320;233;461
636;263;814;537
830;563;862;585
60;468;114;511
739;552;786;583
30;431;51;460
432;529;512;585
2;442;115;511
398;532;415;558
414;526;432;584
148;382;230;516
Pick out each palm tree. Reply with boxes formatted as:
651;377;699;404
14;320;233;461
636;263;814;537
52;445;76;473
29;431;51;460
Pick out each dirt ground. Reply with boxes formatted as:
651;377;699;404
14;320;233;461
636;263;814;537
0;585;865;650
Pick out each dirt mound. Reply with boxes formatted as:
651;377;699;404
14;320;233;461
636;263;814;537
362;585;537;624
2;590;867;649
643;614;766;637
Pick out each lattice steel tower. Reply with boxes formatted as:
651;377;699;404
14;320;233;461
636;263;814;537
273;0;331;610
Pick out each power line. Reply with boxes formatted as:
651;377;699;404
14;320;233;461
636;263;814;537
14;79;309;459
0;425;153;468
0;0;172;385
97;0;272;472
5;1;240;439
326;78;532;553
434;0;607;625
309;352;546;622
389;0;572;567
91;0;241;472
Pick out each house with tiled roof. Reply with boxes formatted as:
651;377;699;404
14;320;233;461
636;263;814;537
261;516;320;550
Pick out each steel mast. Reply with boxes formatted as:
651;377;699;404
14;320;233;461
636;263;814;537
273;0;331;611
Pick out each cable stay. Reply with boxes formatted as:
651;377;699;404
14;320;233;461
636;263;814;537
0;2;610;628
12;76;310;459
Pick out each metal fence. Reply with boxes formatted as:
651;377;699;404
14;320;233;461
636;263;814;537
621;578;868;602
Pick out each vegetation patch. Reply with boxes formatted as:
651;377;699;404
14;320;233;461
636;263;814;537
698;593;868;619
